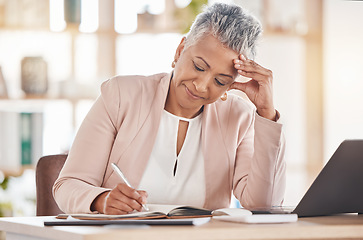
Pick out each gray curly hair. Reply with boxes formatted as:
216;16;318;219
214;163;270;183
184;3;262;59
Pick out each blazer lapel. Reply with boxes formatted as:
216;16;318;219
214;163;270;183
103;73;171;188
202;102;233;209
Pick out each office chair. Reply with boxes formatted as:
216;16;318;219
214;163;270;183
35;154;67;216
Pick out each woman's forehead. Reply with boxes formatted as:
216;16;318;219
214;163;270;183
188;34;238;58
187;35;238;69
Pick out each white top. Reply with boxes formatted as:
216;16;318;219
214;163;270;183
138;110;205;207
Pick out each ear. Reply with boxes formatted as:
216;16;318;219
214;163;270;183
174;37;186;62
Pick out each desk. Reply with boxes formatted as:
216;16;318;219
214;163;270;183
1;215;363;240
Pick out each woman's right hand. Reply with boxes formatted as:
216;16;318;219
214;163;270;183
91;183;148;214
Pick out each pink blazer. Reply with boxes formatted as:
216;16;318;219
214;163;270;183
53;73;286;213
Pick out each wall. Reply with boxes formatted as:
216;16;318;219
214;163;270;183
323;0;363;161
257;36;307;205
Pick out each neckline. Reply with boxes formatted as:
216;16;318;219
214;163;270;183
163;109;203;122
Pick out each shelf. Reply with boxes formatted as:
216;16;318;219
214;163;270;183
1;165;34;178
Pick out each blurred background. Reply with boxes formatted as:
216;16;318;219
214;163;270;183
0;0;362;217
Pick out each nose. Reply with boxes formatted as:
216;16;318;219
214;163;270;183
193;76;209;93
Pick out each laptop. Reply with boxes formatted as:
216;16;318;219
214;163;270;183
252;139;363;217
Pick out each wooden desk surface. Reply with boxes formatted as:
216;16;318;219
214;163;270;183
1;215;363;240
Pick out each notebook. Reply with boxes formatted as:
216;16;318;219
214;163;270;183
55;204;251;220
252;139;363;217
46;204;297;226
45;204;251;226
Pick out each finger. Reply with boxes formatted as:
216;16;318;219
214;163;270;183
117;183;142;200
239;54;247;61
137;190;148;204
106;190;135;212
104;204;129;215
107;190;144;213
116;193;144;211
229;81;248;92
235;63;273;84
107;184;145;212
235;63;270;78
234;59;272;77
117;185;146;210
237;69;271;83
240;66;272;80
105;202;133;214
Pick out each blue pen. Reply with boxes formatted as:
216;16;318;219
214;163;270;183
111;163;149;211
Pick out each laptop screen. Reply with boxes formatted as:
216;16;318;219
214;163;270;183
293;139;363;217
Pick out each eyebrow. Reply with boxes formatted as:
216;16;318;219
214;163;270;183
196;56;233;79
197;56;210;68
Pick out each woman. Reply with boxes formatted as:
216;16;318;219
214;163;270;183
53;3;286;215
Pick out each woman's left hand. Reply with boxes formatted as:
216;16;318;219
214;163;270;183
229;54;277;121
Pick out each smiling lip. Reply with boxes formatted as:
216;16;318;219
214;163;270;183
185;86;203;100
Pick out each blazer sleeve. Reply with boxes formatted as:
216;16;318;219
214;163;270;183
232;111;286;209
53;78;120;213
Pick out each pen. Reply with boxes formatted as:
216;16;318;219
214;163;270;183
111;163;149;211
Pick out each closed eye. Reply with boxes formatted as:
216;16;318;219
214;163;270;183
215;79;225;86
193;62;204;72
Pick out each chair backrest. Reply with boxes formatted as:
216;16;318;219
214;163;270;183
35;154;67;216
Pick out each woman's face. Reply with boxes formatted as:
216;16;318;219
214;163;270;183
168;34;239;117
